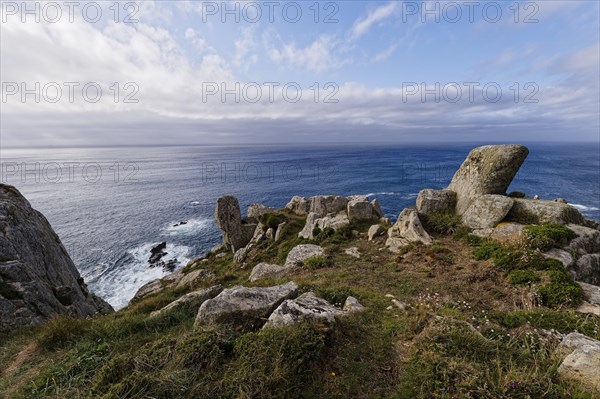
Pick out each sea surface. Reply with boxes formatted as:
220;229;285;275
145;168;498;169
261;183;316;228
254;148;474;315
1;143;598;309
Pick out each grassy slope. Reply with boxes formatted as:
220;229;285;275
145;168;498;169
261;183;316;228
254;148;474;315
1;212;599;399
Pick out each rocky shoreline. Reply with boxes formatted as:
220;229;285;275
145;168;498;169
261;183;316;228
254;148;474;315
1;144;599;392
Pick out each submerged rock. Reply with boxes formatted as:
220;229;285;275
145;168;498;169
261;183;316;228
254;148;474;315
0;184;113;331
448;144;529;215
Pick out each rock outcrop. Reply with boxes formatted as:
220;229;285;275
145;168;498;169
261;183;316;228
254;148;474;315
264;292;344;328
462;195;514;229
214;196;256;251
416;189;456;216
448;144;529;215
386;208;432;253
506;199;584;225
194;281;298;330
284;244;325;267
149;285;223;318
248;263;289;282
0;184;113;332
557;333;600;390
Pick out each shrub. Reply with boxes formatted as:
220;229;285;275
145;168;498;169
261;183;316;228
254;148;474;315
538;269;583;308
524;223;576;251
318;286;354;306
261;212;287;230
422;212;463;235
508;270;540;285
305;256;333;269
35;315;90;350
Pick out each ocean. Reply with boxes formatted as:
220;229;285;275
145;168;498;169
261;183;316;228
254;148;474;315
1;143;598;309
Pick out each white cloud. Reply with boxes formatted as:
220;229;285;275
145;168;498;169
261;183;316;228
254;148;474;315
350;2;397;40
268;34;341;73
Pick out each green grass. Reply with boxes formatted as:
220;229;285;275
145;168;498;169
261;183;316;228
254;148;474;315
422;212;463;235
508;270;541;285
305;255;333;270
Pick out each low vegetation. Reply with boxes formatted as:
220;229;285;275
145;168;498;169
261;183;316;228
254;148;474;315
1;213;598;399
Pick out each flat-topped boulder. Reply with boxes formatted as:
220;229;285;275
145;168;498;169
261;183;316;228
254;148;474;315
194;282;298;330
150;285;223;318
448;144;529;215
505;198;584;225
310;195;349;217
264;292;344;328
0;184;113;332
285;244;325;267
416;189;456;216
249;263;290;282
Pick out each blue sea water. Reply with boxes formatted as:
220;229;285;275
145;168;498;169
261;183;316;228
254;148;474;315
1;143;598;309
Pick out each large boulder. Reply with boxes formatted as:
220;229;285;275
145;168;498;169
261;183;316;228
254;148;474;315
310;195;349;217
472;222;525;244
416;189;457;216
347;198;377;221
194;282;298;330
264;292;344;328
368;224;386;241
579;282;600;305
574;254;600;286
214;196;256;251
566;224;600;255
0;184;113;332
247;203;275;221
285;196;310;215
557;333;600;390
462;195;514;229
149;285;223;318
248;263;290;282
284;244;325;267
448;144;529;215
505;199;584;225
386;208;432;253
299;211;350;239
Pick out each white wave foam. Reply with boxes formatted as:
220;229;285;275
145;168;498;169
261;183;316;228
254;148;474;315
164;218;211;236
93;242;192;310
569;203;600;212
190;201;201;206
365;192;401;197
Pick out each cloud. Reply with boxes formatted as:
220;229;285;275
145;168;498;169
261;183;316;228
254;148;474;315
233;26;258;70
267;34;342;73
350;2;397;40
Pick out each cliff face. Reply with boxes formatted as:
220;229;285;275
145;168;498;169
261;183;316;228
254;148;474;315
0;184;112;332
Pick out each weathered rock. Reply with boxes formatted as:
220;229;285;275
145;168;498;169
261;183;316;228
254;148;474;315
265;228;274;240
508;191;526;198
579;282;600;305
284;244;325;267
368;224;386;241
299;211;350;239
347;199;376;221
274;222;286;241
247;203;275;221
131;279;163;302
0;185;113;331
285;196;310;215
234;223;268;264
176;269;215;290
448;144;529;215
371;199;383;218
461;195;514;229
248;263;290;282
214;196;256;250
543;249;574;268
194;282;298;329
310;195;349;218
566;224;600;255
345;247;361;259
505;199;584;225
574;254;600;286
386;208;432;253
557;333;600;390
149;285;223;318
472;222;525;244
264;292;343;328
577;302;600;317
343;296;365;312
416;189;457;216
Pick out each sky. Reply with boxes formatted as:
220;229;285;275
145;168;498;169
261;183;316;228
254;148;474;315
1;0;599;146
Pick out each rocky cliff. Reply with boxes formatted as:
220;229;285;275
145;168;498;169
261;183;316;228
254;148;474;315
0;184;112;332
